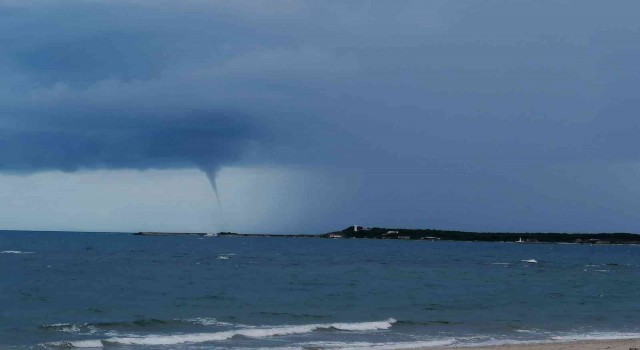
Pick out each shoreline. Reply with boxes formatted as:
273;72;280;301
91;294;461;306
403;338;640;350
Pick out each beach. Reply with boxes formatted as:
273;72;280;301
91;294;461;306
407;339;640;350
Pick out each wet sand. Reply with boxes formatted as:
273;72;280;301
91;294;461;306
406;338;640;350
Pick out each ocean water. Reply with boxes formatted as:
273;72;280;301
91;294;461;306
1;231;640;349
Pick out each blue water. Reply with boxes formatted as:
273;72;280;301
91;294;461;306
1;231;640;349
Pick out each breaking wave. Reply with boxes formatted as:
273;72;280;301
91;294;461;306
551;332;640;341
47;318;397;348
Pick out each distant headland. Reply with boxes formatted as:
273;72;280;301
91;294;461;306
136;226;640;245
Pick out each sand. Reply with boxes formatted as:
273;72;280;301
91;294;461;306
406;338;640;350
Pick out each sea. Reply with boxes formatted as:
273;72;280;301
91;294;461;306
1;230;640;350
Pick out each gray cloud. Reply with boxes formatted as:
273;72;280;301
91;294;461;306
1;0;640;232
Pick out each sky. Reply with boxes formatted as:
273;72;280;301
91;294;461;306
1;0;640;234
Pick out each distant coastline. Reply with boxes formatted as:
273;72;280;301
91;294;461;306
136;225;640;245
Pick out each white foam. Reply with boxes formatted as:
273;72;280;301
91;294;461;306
184;317;234;327
551;332;640;341
330;319;396;331
52;318;397;347
45;323;75;328
71;340;104;348
45;323;103;336
514;329;539;333
49;340;104;348
104;326;316;345
521;259;538;264
1;250;34;254
47;323;83;333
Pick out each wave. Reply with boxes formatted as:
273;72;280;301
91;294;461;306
514;328;542;334
48;318;397;347
327;319;396;331
41;322;640;349
551;332;640;341
42;317;238;335
583;269;611;273
42;319;175;332
217;253;236;259
50;340;105;348
1;250;34;254
41;323;89;333
184;317;235;327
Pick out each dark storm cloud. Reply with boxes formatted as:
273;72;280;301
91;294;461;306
1;0;640;231
0;1;276;172
0;111;255;172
